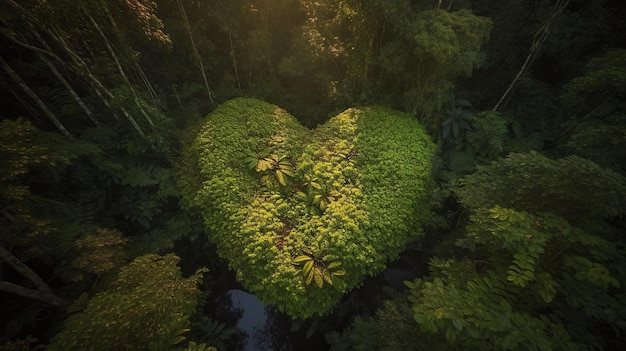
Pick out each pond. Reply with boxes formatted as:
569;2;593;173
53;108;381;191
178;237;428;350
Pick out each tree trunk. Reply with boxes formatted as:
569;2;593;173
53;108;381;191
39;53;100;126
492;0;570;111
177;0;217;104
228;30;242;92
0;244;68;308
90;14;155;130
47;28;147;138
0;56;74;139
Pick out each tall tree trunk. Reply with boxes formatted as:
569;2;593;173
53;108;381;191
47;28;147;138
0;56;74;139
228;30;242;92
101;6;161;121
1;24;99;126
90;14;155;130
0;244;68;308
39;54;100;126
177;0;216;105
493;0;570;111
134;59;160;115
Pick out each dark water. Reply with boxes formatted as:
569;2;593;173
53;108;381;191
217;249;426;350
177;236;428;350
227;289;267;351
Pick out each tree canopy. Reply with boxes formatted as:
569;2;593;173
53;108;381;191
1;0;625;349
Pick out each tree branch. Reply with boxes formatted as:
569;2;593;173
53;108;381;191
492;0;570;111
0;244;68;308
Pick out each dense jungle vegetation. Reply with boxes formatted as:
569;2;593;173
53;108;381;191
1;0;625;350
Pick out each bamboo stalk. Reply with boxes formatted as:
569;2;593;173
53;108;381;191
29;30;100;126
0;56;74;138
177;0;216;105
89;15;155;130
39;53;100;126
47;28;146;137
101;5;161;121
228;30;242;92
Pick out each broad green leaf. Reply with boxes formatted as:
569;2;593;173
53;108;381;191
327;261;342;269
303;260;314;278
313;269;324;288
453;123;460;138
275;170;286;186
319;200;327;211
452;318;463;331
332;269;346;276
294;255;312;264
322;254;338;262
322;269;333;285
305;266;315;285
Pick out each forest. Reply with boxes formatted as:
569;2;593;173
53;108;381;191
0;0;625;350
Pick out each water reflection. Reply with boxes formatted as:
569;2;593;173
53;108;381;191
211;243;428;350
224;290;330;351
227;289;269;351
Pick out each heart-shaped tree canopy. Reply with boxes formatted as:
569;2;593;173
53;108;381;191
179;98;435;318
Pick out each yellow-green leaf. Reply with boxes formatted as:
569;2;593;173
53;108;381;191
322;269;333;285
327;261;342;269
306;266;315;285
303;260;314;278
314;269;324;288
294;255;312;264
332;269;346;276
275;170;286;185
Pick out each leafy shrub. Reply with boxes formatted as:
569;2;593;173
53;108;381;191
179;97;435;318
464;111;508;158
456;152;626;220
331;204;626;350
47;254;206;351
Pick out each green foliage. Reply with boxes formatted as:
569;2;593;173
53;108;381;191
189;317;236;351
335;203;626;350
179;97;435;318
72;228;128;275
327;298;428;351
0;119;112;284
456;152;626;220
441;99;473;142
464;111;508;158
401;203;626;350
398;8;492;119
294;250;346;288
0;335;45;351
47;254;206;351
564;49;626;113
179;342;217;351
246;149;296;188
562;49;626;173
332;142;626;350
